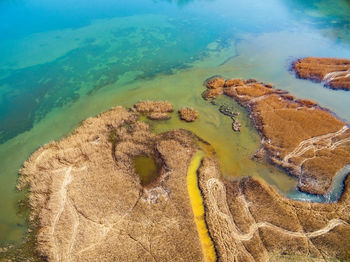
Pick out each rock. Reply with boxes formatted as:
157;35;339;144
253;147;266;160
218;104;239;118
232;121;241;132
210;100;217;105
292;57;350;90
178;108;199;122
205;77;225;89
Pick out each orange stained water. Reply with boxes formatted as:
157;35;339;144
186;150;216;262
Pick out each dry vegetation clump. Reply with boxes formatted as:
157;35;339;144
292;57;350;90
133;100;173;120
198;157;350;261
178;107;199;122
202;77;286;100
235;83;277;97
134;100;173;113
202;77;350;195
294;98;317;108
202;77;225;99
202;88;223;99
147;112;170;120
205;77;225;89
18;105;207;261
224;78;245;87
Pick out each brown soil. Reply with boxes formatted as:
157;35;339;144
18;105;204;261
178;107;199;122
198;157;350;261
203;77;350;195
292;57;350;90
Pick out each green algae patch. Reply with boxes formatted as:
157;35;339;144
134;155;159;186
187;151;216;262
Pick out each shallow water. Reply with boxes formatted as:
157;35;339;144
1;0;350;246
288;165;350;203
134;155;159;186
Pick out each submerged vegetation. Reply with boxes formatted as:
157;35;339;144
1;0;350;255
0;198;42;261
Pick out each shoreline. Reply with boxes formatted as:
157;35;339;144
292;57;350;91
3;31;350;247
6;98;350;261
202;77;350;195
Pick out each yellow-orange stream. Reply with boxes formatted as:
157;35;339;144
187;151;216;262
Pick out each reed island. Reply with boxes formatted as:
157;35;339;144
17;79;350;261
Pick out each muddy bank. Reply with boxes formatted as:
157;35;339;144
292;57;350;90
202;77;350;195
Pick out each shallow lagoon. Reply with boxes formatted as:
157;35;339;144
0;0;350;246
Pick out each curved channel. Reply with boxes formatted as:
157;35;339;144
288;165;350;203
186;151;216;262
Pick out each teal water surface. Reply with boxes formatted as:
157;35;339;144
1;0;350;248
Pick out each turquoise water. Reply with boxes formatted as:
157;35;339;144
288;165;350;203
1;0;350;247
